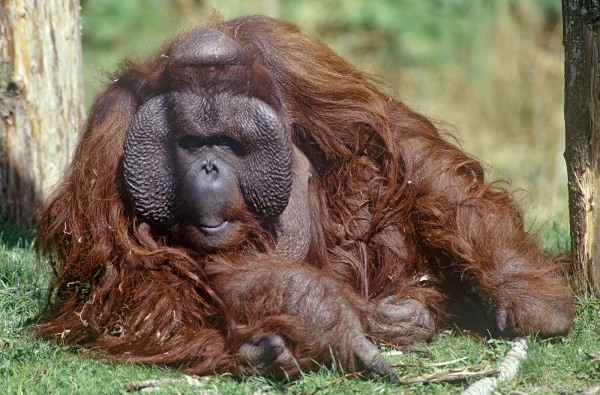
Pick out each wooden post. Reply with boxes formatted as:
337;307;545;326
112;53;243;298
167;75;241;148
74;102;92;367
563;0;600;293
0;0;84;224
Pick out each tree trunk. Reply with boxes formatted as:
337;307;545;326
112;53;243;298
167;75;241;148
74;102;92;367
563;0;600;294
0;0;84;225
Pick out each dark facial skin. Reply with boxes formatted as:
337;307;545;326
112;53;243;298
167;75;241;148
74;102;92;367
39;16;572;380
120;28;437;379
123;72;292;251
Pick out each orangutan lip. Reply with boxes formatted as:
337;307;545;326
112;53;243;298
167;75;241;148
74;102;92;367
199;221;230;236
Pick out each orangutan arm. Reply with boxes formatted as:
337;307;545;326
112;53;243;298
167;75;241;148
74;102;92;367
402;133;574;337
207;261;399;380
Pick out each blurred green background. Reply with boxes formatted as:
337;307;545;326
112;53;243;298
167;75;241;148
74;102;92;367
81;0;566;225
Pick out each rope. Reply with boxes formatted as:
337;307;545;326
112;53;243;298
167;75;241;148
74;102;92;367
462;337;528;395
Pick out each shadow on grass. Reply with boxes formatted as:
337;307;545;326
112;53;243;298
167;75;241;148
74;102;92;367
0;217;37;249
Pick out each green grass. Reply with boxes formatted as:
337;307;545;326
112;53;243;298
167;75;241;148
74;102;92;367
1;4;590;391
1;4;591;387
1;221;598;394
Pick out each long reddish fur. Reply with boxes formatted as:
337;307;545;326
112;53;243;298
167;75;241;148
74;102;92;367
36;15;572;374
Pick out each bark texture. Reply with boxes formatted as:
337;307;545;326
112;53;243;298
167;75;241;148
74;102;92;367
563;0;600;293
0;0;84;224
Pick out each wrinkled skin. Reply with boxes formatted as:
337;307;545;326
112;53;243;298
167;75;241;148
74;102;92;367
120;25;570;377
122;27;426;378
38;16;574;380
206;263;420;379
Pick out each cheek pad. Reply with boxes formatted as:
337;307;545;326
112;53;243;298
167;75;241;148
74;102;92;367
123;92;294;226
123;94;177;226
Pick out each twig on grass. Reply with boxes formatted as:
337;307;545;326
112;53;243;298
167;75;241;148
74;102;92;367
368;334;434;359
398;365;499;384
425;357;469;367
388;356;468;368
123;339;522;394
124;375;212;392
303;363;497;394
